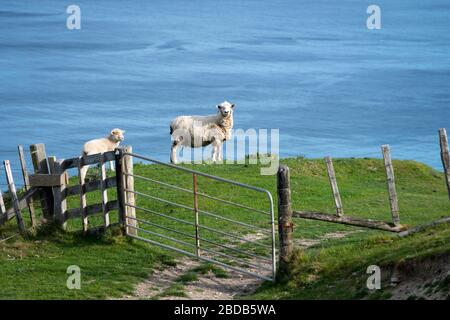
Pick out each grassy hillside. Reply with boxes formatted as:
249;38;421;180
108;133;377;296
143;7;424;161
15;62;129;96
249;223;450;300
0;157;449;299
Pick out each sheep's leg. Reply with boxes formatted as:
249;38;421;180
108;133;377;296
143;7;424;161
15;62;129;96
212;144;217;163
217;143;223;162
212;140;222;163
109;161;115;172
171;140;181;164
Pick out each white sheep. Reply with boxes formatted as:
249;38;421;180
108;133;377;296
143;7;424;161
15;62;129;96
170;101;235;164
80;128;125;180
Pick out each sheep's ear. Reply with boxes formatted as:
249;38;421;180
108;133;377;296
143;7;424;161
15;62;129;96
217;105;222;109
231;104;235;109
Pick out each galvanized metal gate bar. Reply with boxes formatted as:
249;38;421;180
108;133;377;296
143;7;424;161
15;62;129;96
120;152;277;282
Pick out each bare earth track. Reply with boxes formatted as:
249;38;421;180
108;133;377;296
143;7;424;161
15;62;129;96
120;231;361;300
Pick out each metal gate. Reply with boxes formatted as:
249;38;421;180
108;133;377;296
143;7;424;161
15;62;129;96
117;151;276;282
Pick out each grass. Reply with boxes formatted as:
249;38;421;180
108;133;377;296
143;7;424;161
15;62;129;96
248;224;450;299
1;156;450;299
0;223;176;299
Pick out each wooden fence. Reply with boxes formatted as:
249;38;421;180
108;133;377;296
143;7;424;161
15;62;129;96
277;129;450;264
0;144;135;235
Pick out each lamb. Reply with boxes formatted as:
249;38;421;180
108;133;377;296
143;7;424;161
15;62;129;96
80;128;125;180
170;101;235;164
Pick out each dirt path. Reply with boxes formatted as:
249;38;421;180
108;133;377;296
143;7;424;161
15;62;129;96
294;230;364;248
119;230;362;300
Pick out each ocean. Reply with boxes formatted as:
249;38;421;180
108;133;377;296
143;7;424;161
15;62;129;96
1;0;450;184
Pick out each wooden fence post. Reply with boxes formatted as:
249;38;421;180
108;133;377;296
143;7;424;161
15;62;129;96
325;156;344;217
277;165;293;266
382;145;400;226
18;145;36;227
77;157;89;233
439;128;450;199
115;148;127;230
30;144;53;221
99;154;110;228
123;146;137;236
0;188;6;217
4;160;26;235
50;158;67;229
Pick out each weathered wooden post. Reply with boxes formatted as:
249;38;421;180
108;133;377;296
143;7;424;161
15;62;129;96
4;160;26;235
99;154;110;228
115;148;127;233
50;158;67;229
122;146;137;235
382;145;400;226
439;128;450;199
77;156;89;233
0;188;6;217
30;144;53;221
18;145;36;227
325;156;344;217
0;163;6;218
277;165;293;267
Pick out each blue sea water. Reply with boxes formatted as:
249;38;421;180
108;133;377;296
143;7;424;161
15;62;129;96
1;0;450;183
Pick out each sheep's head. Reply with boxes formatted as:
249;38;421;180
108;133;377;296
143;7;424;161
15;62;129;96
110;128;125;142
217;101;235;118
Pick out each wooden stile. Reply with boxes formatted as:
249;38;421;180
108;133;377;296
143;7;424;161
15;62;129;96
61;152;116;171
63;177;116;198
64;201;118;221
382;145;400;226
439;128;450;199
4;160;26;234
18;145;36;227
29;174;65;187
325;156;344;217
